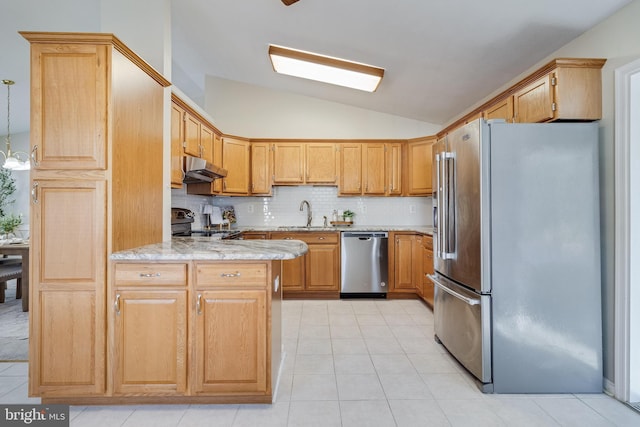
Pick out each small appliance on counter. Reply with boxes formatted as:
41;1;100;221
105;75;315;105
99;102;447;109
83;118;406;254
171;207;195;236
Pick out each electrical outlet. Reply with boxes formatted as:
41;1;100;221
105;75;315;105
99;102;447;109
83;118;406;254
361;206;367;214
248;204;254;213
409;205;416;214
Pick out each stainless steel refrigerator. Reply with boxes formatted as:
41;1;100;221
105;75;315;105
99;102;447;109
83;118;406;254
430;119;603;393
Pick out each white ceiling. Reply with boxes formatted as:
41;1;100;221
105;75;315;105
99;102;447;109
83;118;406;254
170;0;631;126
0;0;632;136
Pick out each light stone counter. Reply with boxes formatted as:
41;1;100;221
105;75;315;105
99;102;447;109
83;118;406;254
110;237;308;261
242;225;433;235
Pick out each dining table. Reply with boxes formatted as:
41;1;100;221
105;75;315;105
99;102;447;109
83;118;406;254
0;242;29;312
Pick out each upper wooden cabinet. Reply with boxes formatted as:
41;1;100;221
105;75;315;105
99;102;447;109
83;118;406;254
222;137;251;195
483;96;514;123
514;61;605;123
251;142;272;195
306;143;339;184
406;136;436;196
271;142;338;185
339;143;362;195
272;143;304;184
339;142;404;196
171;102;185;188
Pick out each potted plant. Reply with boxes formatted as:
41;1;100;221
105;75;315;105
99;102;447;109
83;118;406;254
0;213;22;239
342;209;355;223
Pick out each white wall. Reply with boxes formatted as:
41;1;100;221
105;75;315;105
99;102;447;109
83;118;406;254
204;76;441;139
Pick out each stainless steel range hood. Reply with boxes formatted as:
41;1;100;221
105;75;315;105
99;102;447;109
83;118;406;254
183;155;227;183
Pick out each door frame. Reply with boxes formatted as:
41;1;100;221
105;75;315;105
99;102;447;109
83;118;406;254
613;57;640;402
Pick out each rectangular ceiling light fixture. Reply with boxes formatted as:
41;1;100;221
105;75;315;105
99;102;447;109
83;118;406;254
268;44;384;92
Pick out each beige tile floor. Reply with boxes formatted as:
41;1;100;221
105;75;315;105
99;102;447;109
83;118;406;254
2;298;640;426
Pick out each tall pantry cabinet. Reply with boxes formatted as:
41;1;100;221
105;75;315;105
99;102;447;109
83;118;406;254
22;32;170;398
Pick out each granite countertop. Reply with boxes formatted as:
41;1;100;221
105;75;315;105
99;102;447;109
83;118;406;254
110;237;308;261
242;225;433;235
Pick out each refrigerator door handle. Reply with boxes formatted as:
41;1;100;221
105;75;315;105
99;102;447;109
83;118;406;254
428;274;480;306
435;153;443;257
442;152;456;259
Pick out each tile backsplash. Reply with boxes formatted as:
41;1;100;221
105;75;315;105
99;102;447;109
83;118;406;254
172;186;432;230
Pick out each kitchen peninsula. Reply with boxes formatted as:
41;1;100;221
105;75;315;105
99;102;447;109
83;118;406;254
41;237;308;405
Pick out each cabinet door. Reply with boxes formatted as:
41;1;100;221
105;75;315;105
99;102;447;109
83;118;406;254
306;243;340;291
112;290;187;395
201;125;215;164
273;143;304;184
422;237;434;307
306;143;338;184
170;102;185;188
193;290;268;394
212;133;224;193
514;73;555;123
393;234;415;291
30;43;108;170
339;143;362;195
184;111;201;157
407;138;435;195
30;180;106;396
483;96;514;122
386;143;402;195
363;143;386;195
222;137;250;195
251;143;272;195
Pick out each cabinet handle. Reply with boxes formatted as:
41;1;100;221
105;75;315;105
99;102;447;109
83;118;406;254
114;294;121;315
318;237;325;240
31;145;40;167
284;237;293;240
31;182;39;204
139;273;161;278
196;293;202;315
220;271;241;278
223;181;227;190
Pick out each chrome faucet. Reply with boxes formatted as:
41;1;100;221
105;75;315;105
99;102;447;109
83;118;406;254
299;200;312;227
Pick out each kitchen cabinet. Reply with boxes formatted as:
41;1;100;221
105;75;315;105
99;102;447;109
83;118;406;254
112;263;188;395
193;262;272;395
242;231;269;240
184;111;201;157
386;142;403;196
391;233;417;293
406;136;436;196
306;143;339;184
171;102;186;188
271;232;340;298
222;137;251;195
272;143;304;184
339;143;362;195
106;260;281;403
339;142;403;196
483;96;514;122
23;32;169;399
363;143;386;195
270;142;338;185
421;236;434;307
251;142;272;195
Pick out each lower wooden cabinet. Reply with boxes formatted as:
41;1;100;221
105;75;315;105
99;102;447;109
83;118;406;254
271;232;340;298
389;233;434;306
421;236;434;307
104;260;278;404
193;289;267;394
112;289;187;395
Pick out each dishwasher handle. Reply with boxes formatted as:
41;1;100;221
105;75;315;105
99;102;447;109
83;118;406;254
342;232;388;239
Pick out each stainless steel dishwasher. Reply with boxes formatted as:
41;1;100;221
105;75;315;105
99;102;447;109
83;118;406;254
340;231;388;298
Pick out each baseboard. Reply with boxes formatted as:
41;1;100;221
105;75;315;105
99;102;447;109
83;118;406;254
603;377;615;396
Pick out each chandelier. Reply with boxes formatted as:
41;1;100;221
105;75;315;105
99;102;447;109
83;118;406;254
1;79;29;170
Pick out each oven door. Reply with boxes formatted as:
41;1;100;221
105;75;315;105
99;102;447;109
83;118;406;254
431;272;492;389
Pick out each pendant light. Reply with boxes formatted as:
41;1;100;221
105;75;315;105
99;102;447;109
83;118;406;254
1;80;29;170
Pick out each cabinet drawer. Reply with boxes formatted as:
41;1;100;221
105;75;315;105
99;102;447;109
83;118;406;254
114;263;188;286
195;263;268;287
272;232;339;244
